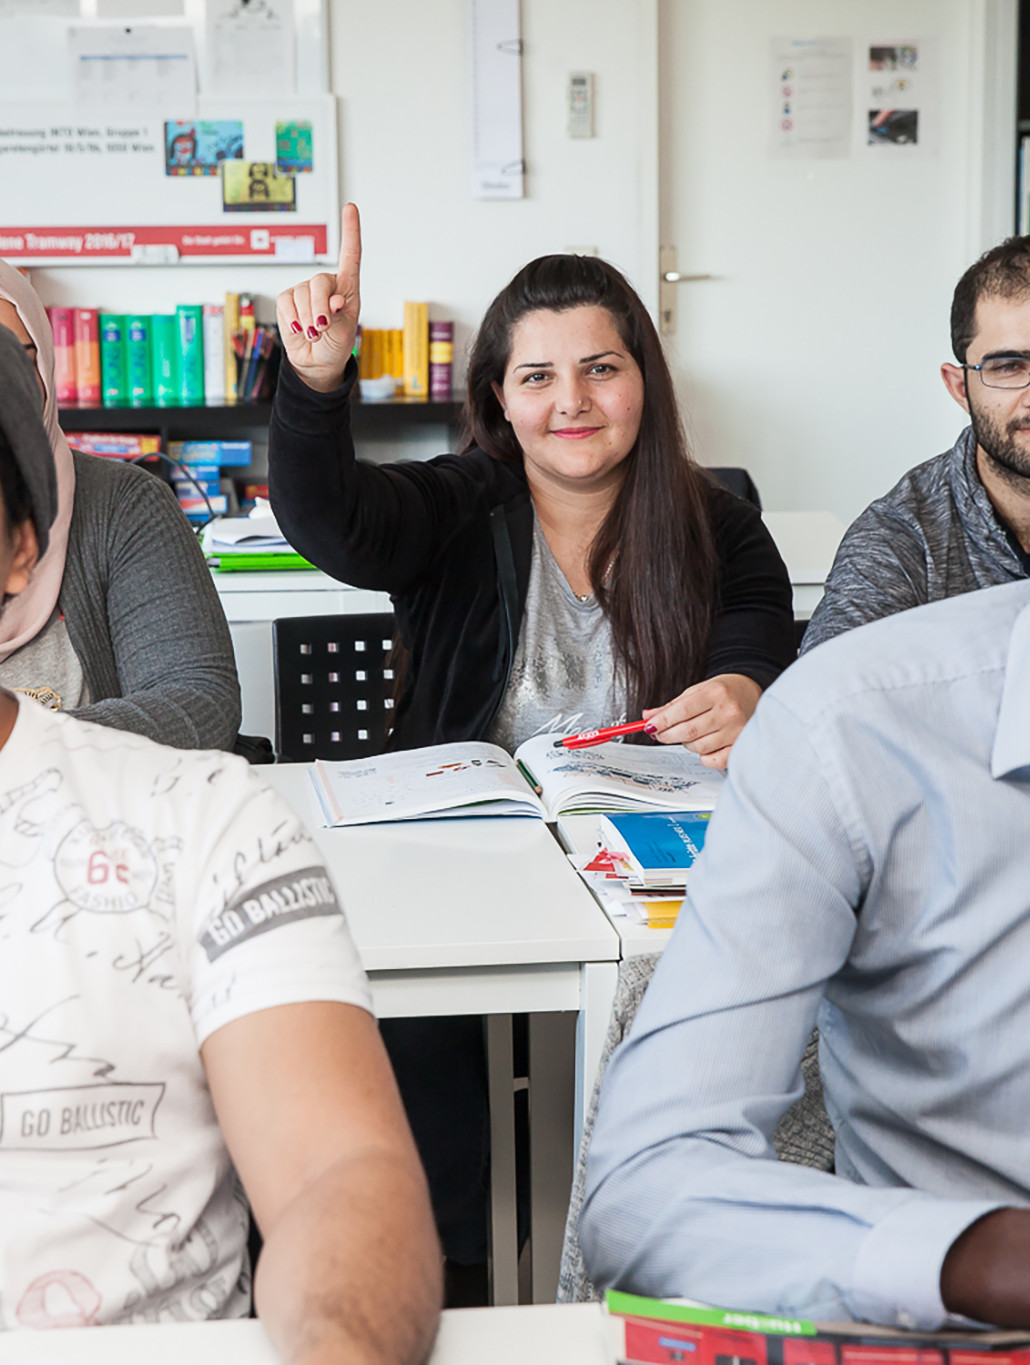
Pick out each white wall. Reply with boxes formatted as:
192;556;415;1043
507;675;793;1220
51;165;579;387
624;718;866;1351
20;0;1019;522
656;0;1018;522
29;0;659;393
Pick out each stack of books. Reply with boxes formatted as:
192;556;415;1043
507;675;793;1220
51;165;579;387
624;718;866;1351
574;810;712;928
605;1290;1030;1365
168;440;252;523
357;302;448;399
49;292;281;408
200;505;314;571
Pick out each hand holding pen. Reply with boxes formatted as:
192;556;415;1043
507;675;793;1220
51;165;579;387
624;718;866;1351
553;719;653;750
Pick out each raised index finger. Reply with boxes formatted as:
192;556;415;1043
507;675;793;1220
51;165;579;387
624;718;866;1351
334;202;362;300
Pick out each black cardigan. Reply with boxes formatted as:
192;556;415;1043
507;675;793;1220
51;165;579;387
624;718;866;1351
268;357;796;751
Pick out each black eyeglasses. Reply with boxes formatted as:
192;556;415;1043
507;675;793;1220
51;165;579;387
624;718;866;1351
963;356;1030;389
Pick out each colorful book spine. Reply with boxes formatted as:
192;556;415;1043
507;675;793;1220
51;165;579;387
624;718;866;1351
202;304;226;404
169;440;252;467
391;328;404;382
72;307;101;405
176;304;205;404
64;432;161;458
403;301;429;397
99;314;128;407
48;306;77;404
224;292;240;402
241;325;265;398
125;314;152;407
429;321;454;399
150;313;179;407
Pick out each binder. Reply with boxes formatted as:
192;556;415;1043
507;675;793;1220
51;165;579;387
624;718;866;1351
150;314;179;407
99;314;128;407
73;308;101;405
125;314;152;407
176;304;205;404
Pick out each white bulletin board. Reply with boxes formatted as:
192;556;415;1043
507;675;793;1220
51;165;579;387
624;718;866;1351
0;1;338;265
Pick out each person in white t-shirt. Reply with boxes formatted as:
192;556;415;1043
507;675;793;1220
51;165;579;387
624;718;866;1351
0;327;441;1361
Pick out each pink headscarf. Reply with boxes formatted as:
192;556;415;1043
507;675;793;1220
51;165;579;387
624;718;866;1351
0;260;76;663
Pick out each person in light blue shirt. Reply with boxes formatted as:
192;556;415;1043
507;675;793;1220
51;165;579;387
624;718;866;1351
580;578;1030;1330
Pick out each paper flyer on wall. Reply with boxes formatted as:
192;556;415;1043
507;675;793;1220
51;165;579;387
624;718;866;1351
68;24;198;116
861;37;939;155
769;37;852;159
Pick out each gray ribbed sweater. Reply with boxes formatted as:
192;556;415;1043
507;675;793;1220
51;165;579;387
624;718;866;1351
57;450;240;748
802;427;1029;653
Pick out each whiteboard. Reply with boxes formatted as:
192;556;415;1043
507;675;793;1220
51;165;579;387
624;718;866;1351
0;1;337;265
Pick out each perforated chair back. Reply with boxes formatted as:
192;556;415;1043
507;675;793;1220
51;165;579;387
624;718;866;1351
273;612;397;762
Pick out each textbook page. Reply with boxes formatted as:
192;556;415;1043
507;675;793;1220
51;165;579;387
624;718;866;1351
515;735;726;818
309;742;545;826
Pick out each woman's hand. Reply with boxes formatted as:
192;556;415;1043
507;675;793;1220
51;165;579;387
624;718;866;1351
276;202;362;393
642;673;762;770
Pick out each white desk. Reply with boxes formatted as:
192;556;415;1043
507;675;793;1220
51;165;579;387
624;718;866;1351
762;510;846;619
0;1303;610;1365
261;765;620;1305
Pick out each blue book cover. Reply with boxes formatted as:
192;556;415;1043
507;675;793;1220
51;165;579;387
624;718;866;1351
600;810;712;878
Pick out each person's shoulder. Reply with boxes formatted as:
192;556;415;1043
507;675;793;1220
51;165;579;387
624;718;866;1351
418;445;529;502
774;579;1030;717
854;433;971;531
71;448;179;509
700;477;765;537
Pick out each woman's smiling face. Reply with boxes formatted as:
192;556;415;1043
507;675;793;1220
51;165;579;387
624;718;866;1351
491;304;645;498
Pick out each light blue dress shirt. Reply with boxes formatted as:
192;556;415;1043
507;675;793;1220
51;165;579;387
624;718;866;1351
581;579;1030;1329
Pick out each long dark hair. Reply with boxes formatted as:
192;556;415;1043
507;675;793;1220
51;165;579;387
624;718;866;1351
461;253;719;717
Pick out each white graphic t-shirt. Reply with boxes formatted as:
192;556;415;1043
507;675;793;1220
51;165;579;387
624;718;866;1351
0;697;371;1330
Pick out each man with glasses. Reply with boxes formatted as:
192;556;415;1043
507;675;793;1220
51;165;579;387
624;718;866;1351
801;236;1030;652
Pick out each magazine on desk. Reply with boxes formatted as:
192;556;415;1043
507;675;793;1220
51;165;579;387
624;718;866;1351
605;1291;1030;1365
308;734;726;828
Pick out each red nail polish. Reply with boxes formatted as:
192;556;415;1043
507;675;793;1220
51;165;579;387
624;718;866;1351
290;320;303;334
316;314;329;328
644;722;657;734
306;326;319;339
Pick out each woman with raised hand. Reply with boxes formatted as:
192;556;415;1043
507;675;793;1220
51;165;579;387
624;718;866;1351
271;205;794;764
0;262;240;749
268;203;795;1293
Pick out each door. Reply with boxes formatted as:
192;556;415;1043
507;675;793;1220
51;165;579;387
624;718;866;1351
658;0;1017;522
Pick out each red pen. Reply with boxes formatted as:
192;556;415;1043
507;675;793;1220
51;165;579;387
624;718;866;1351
553;719;650;749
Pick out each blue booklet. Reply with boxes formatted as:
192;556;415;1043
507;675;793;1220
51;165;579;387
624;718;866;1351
599;810;712;882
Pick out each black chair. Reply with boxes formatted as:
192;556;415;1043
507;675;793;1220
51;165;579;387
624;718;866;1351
272;612;396;762
707;466;762;510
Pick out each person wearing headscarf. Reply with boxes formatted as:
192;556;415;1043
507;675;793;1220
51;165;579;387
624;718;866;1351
0;261;240;748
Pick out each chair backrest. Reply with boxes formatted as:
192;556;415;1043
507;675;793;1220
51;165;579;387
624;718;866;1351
273;612;396;763
706;466;762;511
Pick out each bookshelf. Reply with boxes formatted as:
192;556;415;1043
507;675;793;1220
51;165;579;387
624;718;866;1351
58;393;467;448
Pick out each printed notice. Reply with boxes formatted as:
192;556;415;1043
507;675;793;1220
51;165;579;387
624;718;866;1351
206;0;296;97
862;39;939;156
770;37;852;159
69;24;198;116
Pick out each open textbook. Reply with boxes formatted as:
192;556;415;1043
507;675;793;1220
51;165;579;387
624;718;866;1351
309;733;725;827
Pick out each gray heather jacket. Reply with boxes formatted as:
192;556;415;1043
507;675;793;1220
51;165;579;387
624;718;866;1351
801;427;1029;653
60;450;241;749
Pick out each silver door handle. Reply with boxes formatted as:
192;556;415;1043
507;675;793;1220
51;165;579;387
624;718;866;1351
662;272;714;283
